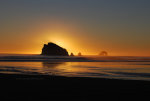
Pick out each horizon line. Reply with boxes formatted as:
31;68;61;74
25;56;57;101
0;53;150;57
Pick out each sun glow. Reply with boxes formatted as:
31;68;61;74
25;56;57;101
47;33;73;54
50;38;68;49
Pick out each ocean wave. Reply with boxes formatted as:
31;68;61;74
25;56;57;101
0;55;150;62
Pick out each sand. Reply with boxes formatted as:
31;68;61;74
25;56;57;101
0;73;150;100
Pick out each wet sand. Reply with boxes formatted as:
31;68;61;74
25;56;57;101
0;73;150;101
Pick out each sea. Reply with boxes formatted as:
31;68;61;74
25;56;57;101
0;54;150;81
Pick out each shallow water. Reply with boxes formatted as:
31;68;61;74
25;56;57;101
0;61;150;81
0;54;150;62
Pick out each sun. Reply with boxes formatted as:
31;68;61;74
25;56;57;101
49;36;70;50
45;32;77;54
53;40;67;48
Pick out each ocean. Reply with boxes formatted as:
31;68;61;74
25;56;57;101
0;54;150;81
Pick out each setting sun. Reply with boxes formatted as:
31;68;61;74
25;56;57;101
1;1;150;100
0;0;150;56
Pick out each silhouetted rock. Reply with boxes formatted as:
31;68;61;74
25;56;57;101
78;52;82;56
99;51;108;56
41;42;69;56
70;53;74;56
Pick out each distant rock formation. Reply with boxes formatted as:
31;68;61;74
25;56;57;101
78;52;82;56
70;53;74;56
41;42;69;56
99;51;108;56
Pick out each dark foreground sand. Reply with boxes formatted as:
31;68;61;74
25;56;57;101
0;73;150;101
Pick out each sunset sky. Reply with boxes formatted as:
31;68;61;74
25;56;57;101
0;0;150;56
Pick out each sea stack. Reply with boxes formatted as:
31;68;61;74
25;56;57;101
78;52;82;56
70;53;74;56
41;42;69;56
99;51;108;56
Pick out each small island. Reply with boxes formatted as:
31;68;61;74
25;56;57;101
41;42;69;56
99;51;108;56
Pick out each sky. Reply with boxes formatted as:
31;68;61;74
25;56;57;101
0;0;150;56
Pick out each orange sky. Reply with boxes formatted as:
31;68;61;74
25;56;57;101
0;19;150;56
0;0;150;56
0;20;150;56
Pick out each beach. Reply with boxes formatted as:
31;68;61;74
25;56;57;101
1;73;150;101
0;55;150;100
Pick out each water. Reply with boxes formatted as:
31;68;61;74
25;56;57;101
0;54;150;81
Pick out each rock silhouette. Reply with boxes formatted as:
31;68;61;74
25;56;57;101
41;42;69;56
70;53;74;56
78;52;82;56
99;51;108;56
